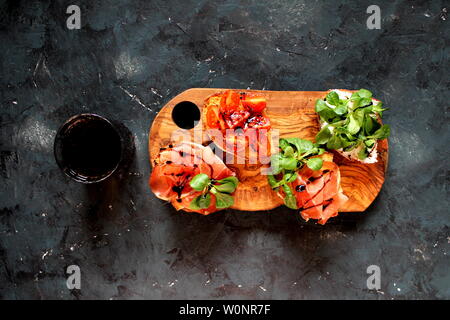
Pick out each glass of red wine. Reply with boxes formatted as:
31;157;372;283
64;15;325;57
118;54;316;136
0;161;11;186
54;114;123;183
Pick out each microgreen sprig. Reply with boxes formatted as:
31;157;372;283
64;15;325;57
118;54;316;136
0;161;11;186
189;174;239;210
267;137;325;210
314;89;390;160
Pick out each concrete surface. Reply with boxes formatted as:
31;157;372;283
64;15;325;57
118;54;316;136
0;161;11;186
0;0;448;299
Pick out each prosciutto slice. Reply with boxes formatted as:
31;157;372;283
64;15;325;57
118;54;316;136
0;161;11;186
282;153;348;225
150;142;235;215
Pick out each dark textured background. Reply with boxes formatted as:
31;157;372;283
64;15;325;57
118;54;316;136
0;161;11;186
0;0;449;299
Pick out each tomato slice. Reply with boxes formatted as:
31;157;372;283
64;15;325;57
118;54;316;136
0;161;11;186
206;108;219;128
224;110;250;129
245;115;270;129
242;97;267;113
220;90;241;113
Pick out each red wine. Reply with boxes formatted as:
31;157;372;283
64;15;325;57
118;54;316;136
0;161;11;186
55;114;122;183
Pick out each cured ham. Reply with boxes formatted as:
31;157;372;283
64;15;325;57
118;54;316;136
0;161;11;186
150;142;235;215
280;153;348;225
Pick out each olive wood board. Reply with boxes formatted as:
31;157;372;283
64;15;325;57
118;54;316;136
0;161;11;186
149;88;388;212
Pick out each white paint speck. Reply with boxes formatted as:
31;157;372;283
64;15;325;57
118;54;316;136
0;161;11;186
168;280;178;287
150;87;163;98
41;249;52;260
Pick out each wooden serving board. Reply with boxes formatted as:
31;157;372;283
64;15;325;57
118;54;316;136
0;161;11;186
149;88;388;212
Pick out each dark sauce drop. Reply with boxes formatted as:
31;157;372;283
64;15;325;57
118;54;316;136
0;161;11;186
172;186;183;198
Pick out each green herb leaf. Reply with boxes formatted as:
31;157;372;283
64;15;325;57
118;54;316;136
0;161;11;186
189;196;201;210
213;182;236;194
280;157;298;171
318;107;337;123
215;192;234;209
189;173;210;191
351;92;361;101
283;138;314;154
326;91;340;106
216;176;239;189
343;142;358;151
284;195;297;209
315;126;332;144
347;114;361;135
361;105;373;114
189;193;212;210
198;193;211;209
368;124;390;140
279;139;290;151
326;135;343;150
358;89;372;99
268;175;279;188
317;147;325;155
357;147;368;160
284;172;298;183
363;115;375;135
282;185;298;209
372;102;387;117
354;109;365;126
334;103;348;115
270;154;283;175
364;139;376;148
372;101;384;112
359;97;373;107
306;158;323;171
284;146;294;157
315;99;328;112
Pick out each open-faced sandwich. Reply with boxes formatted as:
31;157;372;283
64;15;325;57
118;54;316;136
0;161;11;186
150;142;239;215
314;89;390;163
203;90;271;163
268;138;348;225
